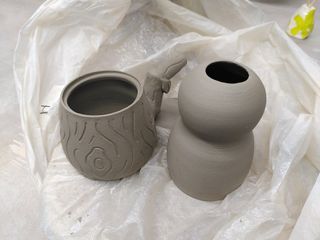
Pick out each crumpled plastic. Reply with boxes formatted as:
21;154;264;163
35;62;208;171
13;0;320;239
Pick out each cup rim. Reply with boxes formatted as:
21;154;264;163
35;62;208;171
60;71;143;119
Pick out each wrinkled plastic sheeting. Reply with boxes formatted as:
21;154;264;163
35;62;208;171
173;0;265;30
13;0;320;239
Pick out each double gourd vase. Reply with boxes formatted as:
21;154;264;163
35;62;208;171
167;61;266;201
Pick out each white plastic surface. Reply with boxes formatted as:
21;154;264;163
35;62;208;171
11;0;320;239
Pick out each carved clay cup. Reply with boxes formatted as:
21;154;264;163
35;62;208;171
60;59;186;180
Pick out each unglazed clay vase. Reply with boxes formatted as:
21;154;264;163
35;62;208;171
167;61;266;201
60;58;187;180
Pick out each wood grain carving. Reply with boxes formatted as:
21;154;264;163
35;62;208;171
60;98;157;180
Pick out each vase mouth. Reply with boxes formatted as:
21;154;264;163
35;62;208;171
61;71;142;118
205;61;249;84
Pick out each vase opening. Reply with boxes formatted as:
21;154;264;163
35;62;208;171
67;77;138;115
205;61;249;84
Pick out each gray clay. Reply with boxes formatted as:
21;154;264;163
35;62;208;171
167;61;266;201
59;59;187;180
156;98;180;130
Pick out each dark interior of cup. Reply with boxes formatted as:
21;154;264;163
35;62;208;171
67;77;137;115
206;61;249;84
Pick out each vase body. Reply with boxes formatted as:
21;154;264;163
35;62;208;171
167;61;266;201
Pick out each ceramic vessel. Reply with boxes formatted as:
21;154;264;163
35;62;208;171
287;3;316;40
59;59;187;180
167;61;266;201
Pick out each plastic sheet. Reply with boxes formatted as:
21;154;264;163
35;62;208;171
13;0;320;239
252;0;320;62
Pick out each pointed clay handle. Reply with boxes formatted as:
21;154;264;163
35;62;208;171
162;58;187;80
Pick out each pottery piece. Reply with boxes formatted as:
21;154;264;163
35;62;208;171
167;61;266;201
287;3;316;40
59;58;187;180
156;98;180;130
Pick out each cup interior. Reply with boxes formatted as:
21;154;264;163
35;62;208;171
67;76;138;115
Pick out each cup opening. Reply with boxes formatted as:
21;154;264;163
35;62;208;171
205;61;249;84
67;77;138;115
